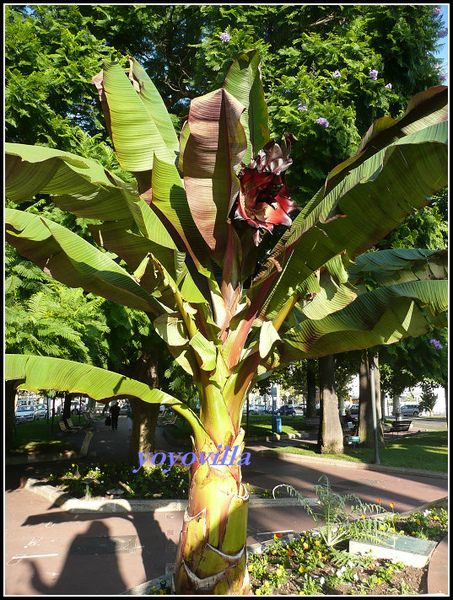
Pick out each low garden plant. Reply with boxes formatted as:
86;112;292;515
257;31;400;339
248;534;415;595
383;506;448;543
273;475;393;548
44;461;190;499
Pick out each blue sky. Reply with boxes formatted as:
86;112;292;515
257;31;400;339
437;5;449;84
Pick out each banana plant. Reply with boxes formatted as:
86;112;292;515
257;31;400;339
5;51;448;595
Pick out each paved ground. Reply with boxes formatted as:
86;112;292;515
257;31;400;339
4;415;449;595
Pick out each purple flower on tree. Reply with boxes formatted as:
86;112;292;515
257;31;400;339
385;83;392;89
440;74;448;82
439;27;448;38
369;69;379;81
429;339;443;350
332;70;341;78
316;117;329;128
297;102;307;111
432;8;442;17
220;31;231;43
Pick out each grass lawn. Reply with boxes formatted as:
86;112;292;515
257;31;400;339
274;430;448;472
241;415;305;437
10;416;85;454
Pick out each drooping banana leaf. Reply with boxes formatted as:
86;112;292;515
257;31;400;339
4;143;184;277
5;353;208;447
348;248;448;286
278;279;448;364
4;142;214;291
5;143;133;220
5;208;164;315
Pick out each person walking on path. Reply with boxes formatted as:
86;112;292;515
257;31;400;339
109;402;120;430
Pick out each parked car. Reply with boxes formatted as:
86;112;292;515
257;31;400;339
35;404;48;419
15;405;37;423
276;405;296;416
396;405;420;417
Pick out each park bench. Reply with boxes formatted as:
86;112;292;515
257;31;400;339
386;419;412;436
58;420;72;433
158;410;179;427
66;417;84;430
304;417;320;430
344;434;361;448
58;418;83;433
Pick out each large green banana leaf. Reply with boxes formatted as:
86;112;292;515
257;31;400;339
5;354;207;446
100;58;179;172
5;208;165;315
249;121;448;322
223;49;270;165
4;142;215;299
179;88;246;262
5;143;133;220
349;248;448;286
325;86;447;192
4;143;184;276
277;279;448;364
98;61;214;276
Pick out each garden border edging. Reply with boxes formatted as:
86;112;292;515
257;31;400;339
20;477;318;513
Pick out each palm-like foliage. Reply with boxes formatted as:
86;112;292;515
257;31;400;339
5;51;448;594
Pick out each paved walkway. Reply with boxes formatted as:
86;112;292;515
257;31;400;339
4;415;449;595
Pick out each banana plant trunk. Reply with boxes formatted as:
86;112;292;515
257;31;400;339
173;429;250;594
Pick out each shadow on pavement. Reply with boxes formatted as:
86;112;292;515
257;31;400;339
21;509;177;595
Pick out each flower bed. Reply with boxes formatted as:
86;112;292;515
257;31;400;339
44;461;191;499
41;461;285;502
248;506;447;595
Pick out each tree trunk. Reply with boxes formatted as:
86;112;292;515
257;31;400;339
306;359;317;418
123;350;161;467
358;352;384;447
317;355;344;454
5;380;19;451
62;392;73;419
173;431;250;595
128;399;160;467
392;395;400;418
372;354;385;447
